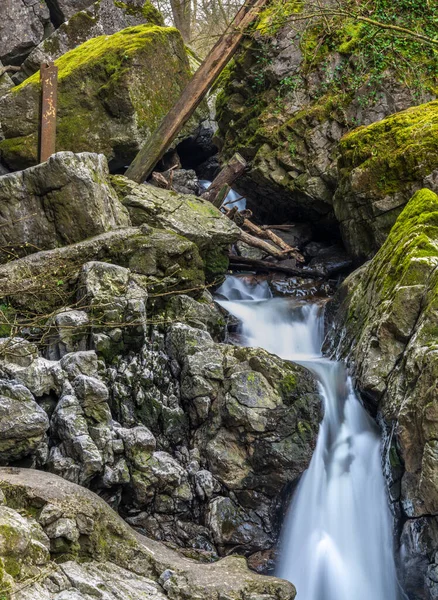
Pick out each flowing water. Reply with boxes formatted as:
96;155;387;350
216;275;401;600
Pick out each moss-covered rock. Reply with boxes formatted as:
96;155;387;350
0;25;192;171
20;0;164;79
111;177;240;281
0;468;296;599
327;188;438;596
216;0;436;228
0;226;205;316
0;152;130;263
334;100;438;259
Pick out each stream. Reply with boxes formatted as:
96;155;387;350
216;275;402;600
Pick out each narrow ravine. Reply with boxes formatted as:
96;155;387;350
216;275;403;600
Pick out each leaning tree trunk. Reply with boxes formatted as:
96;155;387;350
125;0;268;184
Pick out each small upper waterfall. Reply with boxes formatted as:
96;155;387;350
216;275;402;600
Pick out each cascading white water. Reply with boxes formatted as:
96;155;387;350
216;275;402;600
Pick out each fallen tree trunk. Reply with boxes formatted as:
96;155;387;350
239;231;286;259
241;218;304;261
228;255;321;277
201;153;247;205
125;0;268;183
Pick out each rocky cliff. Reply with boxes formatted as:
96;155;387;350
327;188;438;599
216;0;437;259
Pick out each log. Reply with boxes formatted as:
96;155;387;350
201;153;247;204
213;184;231;209
125;0;268;183
228;255;321;278
240;231;286;259
0;65;20;77
242;218;304;261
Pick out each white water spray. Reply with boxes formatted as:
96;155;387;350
217;275;401;600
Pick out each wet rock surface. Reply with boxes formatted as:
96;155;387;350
326;188;438;597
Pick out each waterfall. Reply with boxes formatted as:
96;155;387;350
216;275;402;600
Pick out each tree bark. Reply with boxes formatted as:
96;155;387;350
125;0;269;184
170;0;192;42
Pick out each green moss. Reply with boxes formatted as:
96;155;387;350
339;101;438;196
368;189;438;293
204;247;229;282
257;0;303;36
280;373;297;396
114;0;164;24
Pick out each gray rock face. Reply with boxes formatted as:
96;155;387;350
0;379;49;463
326;189;438;596
112;176;240;279
0;0;52;65
0;152;130;263
21;0;162;79
0;293;320;562
0;468;296;600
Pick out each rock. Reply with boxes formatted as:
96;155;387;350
111;177;240;279
46;311;90;361
78;261;148;357
0;505;50;586
0;61;13;96
0;25;194;171
0;152;130;262
0;380;49;463
326;188;438;593
215;5;435;229
20;0;164;79
334;100;438;259
163;293;226;340
153;169;201;196
0;0;52;65
0;468;296;600
0;226;204;314
307;244;353;276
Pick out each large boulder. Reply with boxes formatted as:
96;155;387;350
334;100;438;260
0;226;204;314
0;25;193;171
216;1;436;228
112;177;240;279
0;152;130;262
0;0;52;65
327;188;438;597
20;0;164;79
0;468;296;599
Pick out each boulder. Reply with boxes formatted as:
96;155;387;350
0;0;52;65
0;152;130;262
0;468;296;599
112;177;240;279
0;25;193;171
334;100;438;259
326;188;438;594
0;226;204;314
20;0;164;79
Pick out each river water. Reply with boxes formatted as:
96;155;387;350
216;275;402;600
